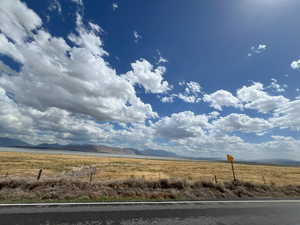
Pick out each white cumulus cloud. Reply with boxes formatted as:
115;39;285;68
0;0;42;44
203;90;241;111
152;111;211;140
291;59;300;70
237;82;289;113
123;59;170;94
213;113;272;135
0;1;159;123
270;99;300;131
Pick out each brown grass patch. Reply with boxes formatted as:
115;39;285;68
0;151;299;186
0;178;300;203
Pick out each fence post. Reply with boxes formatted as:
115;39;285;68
262;175;266;184
89;172;93;184
89;167;96;184
214;175;218;184
37;169;43;181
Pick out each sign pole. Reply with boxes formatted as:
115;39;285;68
227;154;236;182
231;160;236;181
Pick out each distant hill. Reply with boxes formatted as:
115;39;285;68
138;149;178;158
35;144;139;155
241;159;300;167
0;137;31;147
63;145;139;155
0;138;180;158
36;145;179;157
33;143;180;157
0;138;139;155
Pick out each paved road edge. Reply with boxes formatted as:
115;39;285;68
1;200;300;207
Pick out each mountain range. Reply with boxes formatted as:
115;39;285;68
0;137;178;158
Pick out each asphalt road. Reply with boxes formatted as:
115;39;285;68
0;201;300;225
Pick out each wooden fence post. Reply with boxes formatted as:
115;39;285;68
214;175;218;184
89;167;96;184
37;169;43;181
89;172;93;184
262;175;266;184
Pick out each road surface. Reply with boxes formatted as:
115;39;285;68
0;200;300;225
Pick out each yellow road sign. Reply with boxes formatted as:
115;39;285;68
227;154;234;162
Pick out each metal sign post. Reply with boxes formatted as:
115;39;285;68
227;154;236;181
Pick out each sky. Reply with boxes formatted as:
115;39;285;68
0;0;300;160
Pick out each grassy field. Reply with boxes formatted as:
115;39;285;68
0;151;299;186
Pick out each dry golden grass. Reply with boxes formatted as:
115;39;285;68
0;151;299;186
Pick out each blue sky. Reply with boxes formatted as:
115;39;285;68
0;0;300;160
